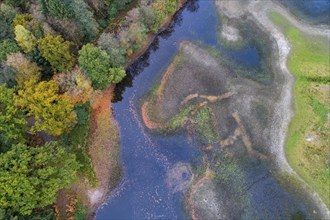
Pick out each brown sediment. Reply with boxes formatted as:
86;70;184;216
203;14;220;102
188;166;212;220
181;92;234;106
157;63;176;103
232;112;268;160
200;92;234;103
141;101;162;129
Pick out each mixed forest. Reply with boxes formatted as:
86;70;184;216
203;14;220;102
0;0;181;218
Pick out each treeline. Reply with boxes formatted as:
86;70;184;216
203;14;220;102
0;0;180;219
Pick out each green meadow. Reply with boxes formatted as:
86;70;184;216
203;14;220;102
270;12;330;207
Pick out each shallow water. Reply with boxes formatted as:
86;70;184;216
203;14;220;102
96;1;323;219
278;0;330;25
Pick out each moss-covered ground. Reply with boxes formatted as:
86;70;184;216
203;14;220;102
270;12;330;207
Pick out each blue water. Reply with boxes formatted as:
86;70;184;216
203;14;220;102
96;1;318;219
280;0;330;24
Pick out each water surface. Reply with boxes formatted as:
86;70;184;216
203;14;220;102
96;1;319;219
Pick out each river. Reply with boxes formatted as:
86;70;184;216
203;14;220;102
96;1;327;219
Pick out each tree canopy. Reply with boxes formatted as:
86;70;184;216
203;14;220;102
37;34;76;72
14;25;36;53
0;142;80;215
0;39;20;62
0;85;27;148
78;43;112;89
6;52;41;86
15;80;77;136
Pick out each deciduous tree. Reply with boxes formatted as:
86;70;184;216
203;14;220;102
109;67;126;84
0;85;27;147
14;24;37;53
97;33;127;67
6;52;41;86
15;80;77;136
37;34;75;72
0;39;20;62
78;43;111;89
0;142;80;215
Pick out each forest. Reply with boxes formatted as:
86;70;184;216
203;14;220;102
0;0;181;219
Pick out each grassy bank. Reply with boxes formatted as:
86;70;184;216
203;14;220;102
270;12;330;207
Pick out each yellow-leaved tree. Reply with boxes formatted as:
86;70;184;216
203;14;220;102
15;80;77;136
14;24;37;53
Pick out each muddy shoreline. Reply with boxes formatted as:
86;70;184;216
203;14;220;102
231;0;329;217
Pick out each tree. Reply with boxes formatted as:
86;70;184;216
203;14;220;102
97;33;127;67
0;142;80;215
109;67;126;84
0;64;17;87
12;13;44;38
6;52;41;86
78;43;112;89
140;4;157;32
0;3;16;41
37;34;75;72
0;39;20;62
37;0;74;19
71;0;99;41
0;85;27;148
12;13;33;28
14;25;37;53
0;3;16;24
15;80;77;136
4;0;30;11
38;0;99;41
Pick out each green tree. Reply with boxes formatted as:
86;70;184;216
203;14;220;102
4;0;30;11
37;34;76;72
15;80;77;136
6;52;41;86
71;0;99;41
0;85;27;148
109;67;126;84
0;3;17;41
78;43;112;89
0;39;20;62
0;142;80;215
97;33;127;67
14;25;37;53
37;0;74;19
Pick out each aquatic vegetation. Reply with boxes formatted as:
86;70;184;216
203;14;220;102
270;12;330;207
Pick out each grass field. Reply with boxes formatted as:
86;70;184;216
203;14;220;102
270;12;330;207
